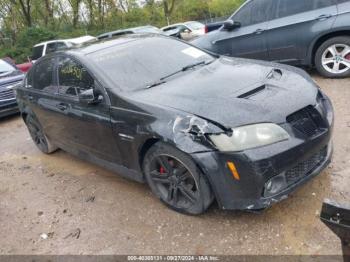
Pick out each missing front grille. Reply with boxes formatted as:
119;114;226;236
287;106;327;137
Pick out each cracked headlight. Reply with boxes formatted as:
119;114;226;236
208;123;290;152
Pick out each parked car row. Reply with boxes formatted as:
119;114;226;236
0;59;25;118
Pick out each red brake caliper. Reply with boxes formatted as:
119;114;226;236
159;166;165;174
346;54;350;61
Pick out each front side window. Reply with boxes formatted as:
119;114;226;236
250;0;274;24
33;57;56;93
88;37;214;91
57;56;95;97
233;1;252;26
32;45;44;60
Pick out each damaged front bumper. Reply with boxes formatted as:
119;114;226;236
191;95;334;211
192;135;333;211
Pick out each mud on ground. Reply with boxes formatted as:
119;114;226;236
0;75;349;255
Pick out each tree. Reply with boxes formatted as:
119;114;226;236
14;0;32;27
68;0;82;28
162;0;176;25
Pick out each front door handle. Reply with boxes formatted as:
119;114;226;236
316;14;332;21
255;29;265;35
56;103;68;111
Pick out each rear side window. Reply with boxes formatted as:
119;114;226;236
316;0;336;8
277;0;336;18
33;58;56;93
57;56;95;97
32;45;44;60
46;43;56;54
56;42;67;51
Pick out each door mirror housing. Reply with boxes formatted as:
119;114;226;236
223;20;241;31
79;89;103;105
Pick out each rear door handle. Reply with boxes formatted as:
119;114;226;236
316;14;332;21
56;103;68;111
255;29;265;34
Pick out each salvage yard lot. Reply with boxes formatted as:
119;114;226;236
0;74;349;255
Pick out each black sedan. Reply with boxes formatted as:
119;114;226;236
16;35;333;215
0;59;24;118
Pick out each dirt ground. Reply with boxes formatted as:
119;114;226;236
0;74;349;255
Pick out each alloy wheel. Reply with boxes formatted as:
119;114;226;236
148;154;200;209
27;119;48;152
322;44;350;74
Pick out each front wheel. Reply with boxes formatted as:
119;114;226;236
315;36;350;78
143;143;214;215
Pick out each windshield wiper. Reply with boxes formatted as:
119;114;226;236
146;80;166;89
159;61;207;82
146;60;213;89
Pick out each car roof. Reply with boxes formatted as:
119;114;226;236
97;25;158;39
161;21;200;30
67;34;165;56
34;35;97;47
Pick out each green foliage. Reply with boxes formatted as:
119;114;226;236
0;0;245;63
0;27;57;63
16;27;57;49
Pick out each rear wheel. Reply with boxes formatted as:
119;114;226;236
143;143;213;215
315;36;350;78
25;115;57;154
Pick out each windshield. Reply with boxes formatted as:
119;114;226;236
88;37;214;90
185;22;204;30
0;59;16;73
32;45;44;60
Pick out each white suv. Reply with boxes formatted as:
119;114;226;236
31;35;97;62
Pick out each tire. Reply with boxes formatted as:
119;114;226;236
25;115;58;154
315;36;350;78
143;142;214;215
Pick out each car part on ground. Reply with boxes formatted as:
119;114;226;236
193;0;350;78
320;199;350;261
0;59;24;118
16;34;333;214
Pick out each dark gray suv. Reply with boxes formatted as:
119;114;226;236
193;0;350;78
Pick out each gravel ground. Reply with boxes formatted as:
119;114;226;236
0;74;349;255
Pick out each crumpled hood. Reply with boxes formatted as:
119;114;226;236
130;57;319;129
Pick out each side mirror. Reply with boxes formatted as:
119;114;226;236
183;29;191;34
79;89;103;105
223;20;241;31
